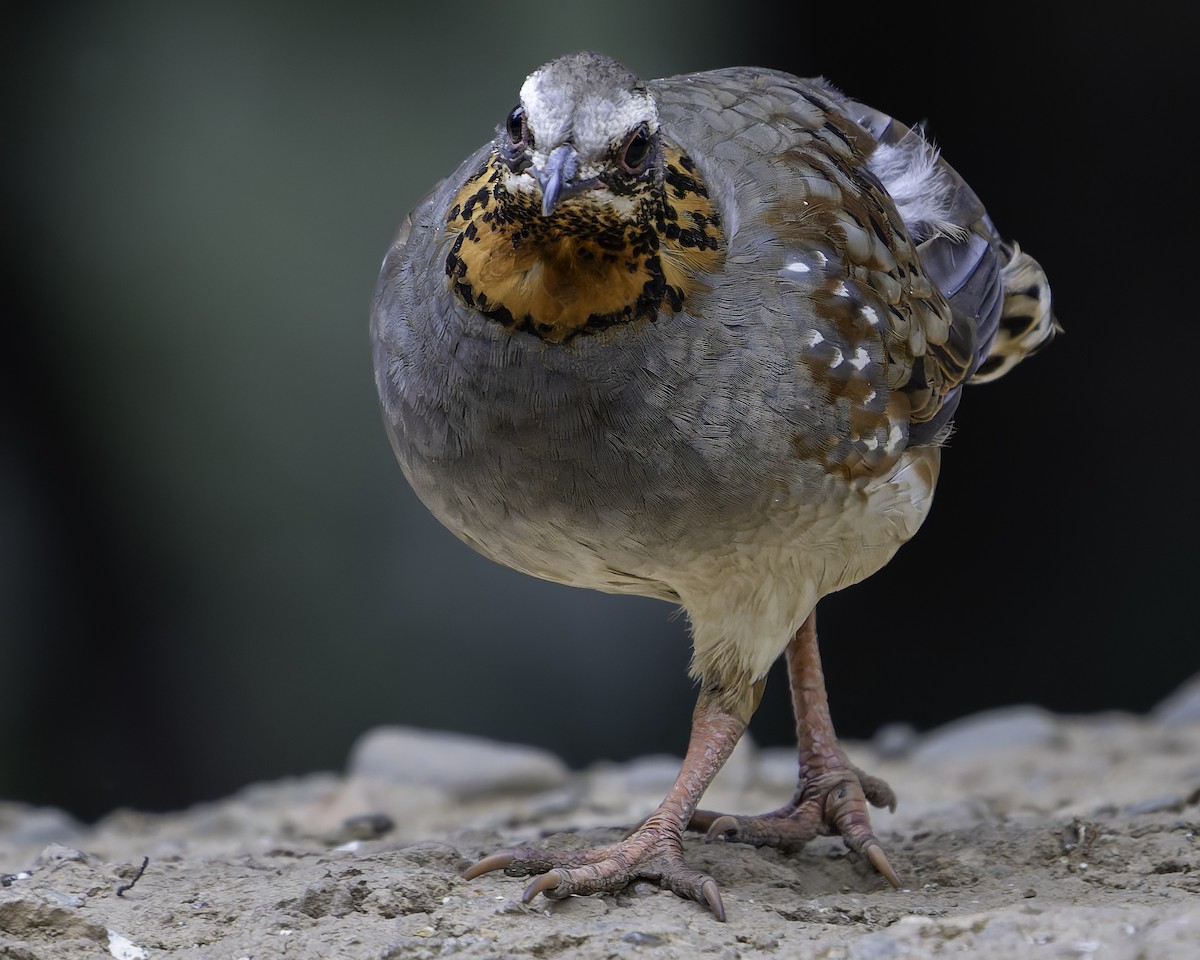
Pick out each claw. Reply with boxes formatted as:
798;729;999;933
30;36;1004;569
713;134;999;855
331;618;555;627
865;842;901;888
700;878;726;921
704;815;741;843
522;869;566;904
463;851;516;880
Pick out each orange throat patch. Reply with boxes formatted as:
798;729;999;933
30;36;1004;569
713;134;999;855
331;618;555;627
444;146;724;342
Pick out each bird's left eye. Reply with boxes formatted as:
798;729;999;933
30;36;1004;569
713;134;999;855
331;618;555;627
506;106;526;146
619;123;652;173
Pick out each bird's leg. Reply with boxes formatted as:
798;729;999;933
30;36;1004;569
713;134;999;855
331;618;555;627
463;686;753;920
689;611;901;887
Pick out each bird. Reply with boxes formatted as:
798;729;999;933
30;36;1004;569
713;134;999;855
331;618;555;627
371;51;1056;921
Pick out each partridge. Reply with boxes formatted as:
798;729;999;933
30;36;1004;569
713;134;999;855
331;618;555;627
372;51;1056;920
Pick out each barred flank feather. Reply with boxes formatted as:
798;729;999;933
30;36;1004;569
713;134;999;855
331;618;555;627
971;242;1059;383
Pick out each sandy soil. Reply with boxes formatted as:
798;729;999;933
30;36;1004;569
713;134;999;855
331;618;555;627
3;680;1198;959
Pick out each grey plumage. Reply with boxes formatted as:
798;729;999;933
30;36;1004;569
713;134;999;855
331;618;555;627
372;52;1056;917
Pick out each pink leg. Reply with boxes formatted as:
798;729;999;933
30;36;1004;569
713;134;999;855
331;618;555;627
690;611;901;886
464;687;748;919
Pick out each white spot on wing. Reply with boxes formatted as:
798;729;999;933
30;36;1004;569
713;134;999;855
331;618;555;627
849;347;870;370
832;281;850;297
861;305;880;326
785;261;811;273
801;329;824;348
829;347;844;368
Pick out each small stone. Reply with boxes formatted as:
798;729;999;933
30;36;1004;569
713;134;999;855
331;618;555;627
756;747;799;788
873;722;919;759
340;812;395;840
0;804;85;848
621;931;666;946
601;755;681;793
708;733;756;796
41;887;85;908
1152;674;1200;727
911;706;1061;764
1124;796;1184;816
107;930;148;960
35;844;90;866
347;727;569;798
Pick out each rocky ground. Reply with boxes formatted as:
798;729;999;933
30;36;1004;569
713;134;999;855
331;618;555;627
3;677;1199;959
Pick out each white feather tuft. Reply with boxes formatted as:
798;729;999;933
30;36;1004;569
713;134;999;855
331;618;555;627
869;131;968;243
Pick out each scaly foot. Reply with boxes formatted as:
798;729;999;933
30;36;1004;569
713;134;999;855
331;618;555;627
689;764;901;886
464;691;748;920
687;613;903;888
464;818;726;918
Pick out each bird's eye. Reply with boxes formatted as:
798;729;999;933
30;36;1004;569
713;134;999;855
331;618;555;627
506;106;526;146
620;123;652;172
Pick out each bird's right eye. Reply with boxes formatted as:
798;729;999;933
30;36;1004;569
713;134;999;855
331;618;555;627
506;106;526;145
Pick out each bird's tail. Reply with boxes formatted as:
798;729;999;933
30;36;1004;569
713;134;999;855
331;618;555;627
969;242;1059;383
847;97;1059;391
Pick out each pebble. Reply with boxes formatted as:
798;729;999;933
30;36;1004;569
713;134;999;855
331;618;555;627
590;754;681;795
708;733;756;796
42;887;85;908
1123;795;1185;816
1152;673;1200;727
873;722;919;759
910;705;1061;764
0;803;85;849
347;726;569;798
35;843;90;866
585;735;758;813
756;746;800;789
622;931;666;946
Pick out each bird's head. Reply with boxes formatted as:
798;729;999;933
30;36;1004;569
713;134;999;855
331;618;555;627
444;52;723;342
502;52;661;219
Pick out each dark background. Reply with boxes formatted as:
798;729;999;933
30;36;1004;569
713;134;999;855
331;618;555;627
4;3;1195;824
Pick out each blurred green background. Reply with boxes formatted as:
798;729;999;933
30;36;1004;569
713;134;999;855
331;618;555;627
4;2;1194;821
